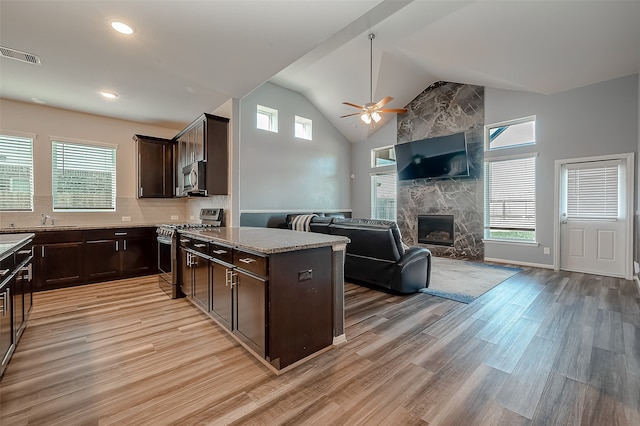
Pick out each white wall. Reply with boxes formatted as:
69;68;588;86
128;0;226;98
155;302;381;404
239;82;351;212
0;98;190;227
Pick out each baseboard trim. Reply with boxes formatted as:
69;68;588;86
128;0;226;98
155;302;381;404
483;257;554;270
634;275;640;294
333;334;347;346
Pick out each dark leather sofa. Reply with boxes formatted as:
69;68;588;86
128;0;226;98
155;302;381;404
287;215;431;294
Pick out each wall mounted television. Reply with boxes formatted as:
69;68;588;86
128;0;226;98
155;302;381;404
395;131;470;181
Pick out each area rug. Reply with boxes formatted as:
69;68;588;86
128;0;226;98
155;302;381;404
420;257;521;303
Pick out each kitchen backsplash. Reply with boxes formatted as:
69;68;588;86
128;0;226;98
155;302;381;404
0;195;229;229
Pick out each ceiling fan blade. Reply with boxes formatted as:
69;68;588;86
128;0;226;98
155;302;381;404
342;101;364;109
340;112;362;118
373;96;394;109
379;108;408;113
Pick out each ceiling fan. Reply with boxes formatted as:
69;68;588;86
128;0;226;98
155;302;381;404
340;33;407;124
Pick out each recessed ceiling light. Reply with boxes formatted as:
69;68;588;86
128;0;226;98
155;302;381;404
100;90;119;99
109;20;135;35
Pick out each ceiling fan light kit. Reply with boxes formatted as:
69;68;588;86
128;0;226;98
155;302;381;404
341;33;407;124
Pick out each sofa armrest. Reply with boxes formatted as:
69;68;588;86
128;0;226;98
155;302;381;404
397;246;431;267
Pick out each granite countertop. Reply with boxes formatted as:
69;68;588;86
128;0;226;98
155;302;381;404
0;233;35;259
180;227;349;255
0;224;158;234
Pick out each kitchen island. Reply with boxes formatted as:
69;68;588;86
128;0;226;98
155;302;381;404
178;226;349;373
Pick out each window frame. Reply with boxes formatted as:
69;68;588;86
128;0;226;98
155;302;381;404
294;115;312;140
485;115;536;151
0;131;35;212
371;145;397;168
256;105;278;133
51;137;117;212
371;171;397;222
484;116;538;244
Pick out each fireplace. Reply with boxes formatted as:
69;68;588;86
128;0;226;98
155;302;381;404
418;215;455;246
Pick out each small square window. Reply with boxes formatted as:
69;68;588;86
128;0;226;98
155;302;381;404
371;146;396;167
257;105;278;133
295;116;312;140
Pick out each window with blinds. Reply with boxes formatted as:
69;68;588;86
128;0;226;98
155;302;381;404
0;134;34;211
371;172;397;221
565;161;619;219
52;140;116;211
485;156;536;241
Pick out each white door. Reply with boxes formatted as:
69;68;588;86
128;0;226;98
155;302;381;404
559;158;628;278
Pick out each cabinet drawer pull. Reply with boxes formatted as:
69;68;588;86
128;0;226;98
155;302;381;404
115;232;127;236
17;249;31;255
212;249;228;255
193;243;207;248
0;288;8;316
238;258;256;264
180;239;190;243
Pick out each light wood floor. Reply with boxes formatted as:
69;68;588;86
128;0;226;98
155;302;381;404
1;267;639;425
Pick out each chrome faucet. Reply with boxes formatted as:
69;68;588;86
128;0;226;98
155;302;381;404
41;213;51;225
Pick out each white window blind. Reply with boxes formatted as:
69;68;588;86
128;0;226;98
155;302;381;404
0;134;34;211
566;161;619;219
52;140;116;210
372;173;397;221
485;156;536;239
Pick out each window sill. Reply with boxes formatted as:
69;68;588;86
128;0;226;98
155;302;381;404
483;239;539;247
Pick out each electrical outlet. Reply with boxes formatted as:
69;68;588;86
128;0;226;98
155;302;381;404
171;215;179;221
189;215;195;221
634;261;640;274
121;216;131;222
543;247;550;255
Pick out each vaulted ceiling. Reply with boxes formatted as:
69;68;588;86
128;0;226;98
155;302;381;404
1;1;639;143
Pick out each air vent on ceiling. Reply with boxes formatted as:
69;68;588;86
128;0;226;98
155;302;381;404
0;46;41;65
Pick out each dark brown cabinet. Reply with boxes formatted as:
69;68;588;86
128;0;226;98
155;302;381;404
84;228;156;282
33;231;84;291
134;135;175;198
175;113;229;196
32;227;155;292
1;235;34;379
233;267;266;357
179;236;210;312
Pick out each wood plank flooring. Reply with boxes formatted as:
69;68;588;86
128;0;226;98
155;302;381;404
1;267;639;425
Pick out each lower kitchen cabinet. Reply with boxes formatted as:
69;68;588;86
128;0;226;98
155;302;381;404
33;231;84;291
33;227;156;292
84;228;156;284
179;237;210;312
234;268;266;357
210;259;233;330
84;239;119;281
1;235;34;379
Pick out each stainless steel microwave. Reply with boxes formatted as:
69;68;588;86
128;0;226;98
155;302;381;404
182;161;207;196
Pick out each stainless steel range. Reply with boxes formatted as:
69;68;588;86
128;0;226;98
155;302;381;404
156;208;223;298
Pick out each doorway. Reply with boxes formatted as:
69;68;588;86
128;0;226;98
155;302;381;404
555;153;634;279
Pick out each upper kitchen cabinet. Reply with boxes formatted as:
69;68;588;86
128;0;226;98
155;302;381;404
134;135;175;198
175;113;229;197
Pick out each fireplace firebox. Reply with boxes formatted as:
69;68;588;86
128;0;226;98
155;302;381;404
418;214;455;246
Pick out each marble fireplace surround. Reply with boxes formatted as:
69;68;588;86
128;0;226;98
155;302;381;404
396;82;485;260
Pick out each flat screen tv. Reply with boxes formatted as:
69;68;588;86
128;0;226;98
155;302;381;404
395;132;470;181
